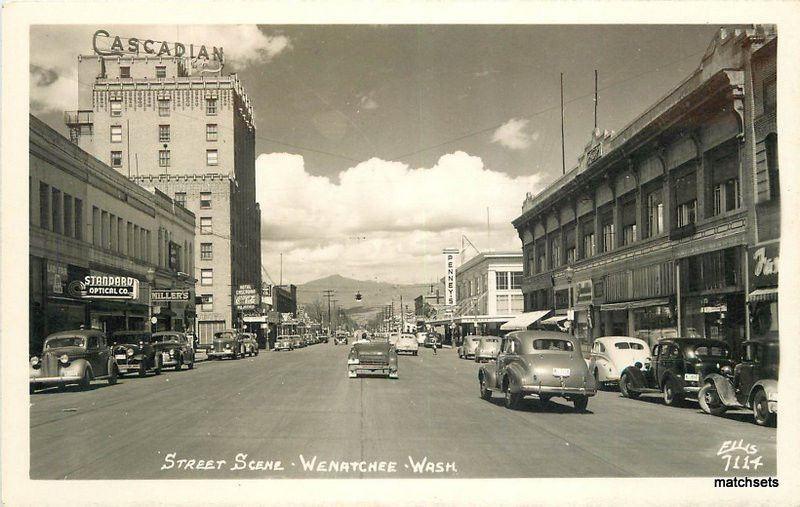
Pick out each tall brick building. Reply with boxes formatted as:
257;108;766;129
65;40;261;343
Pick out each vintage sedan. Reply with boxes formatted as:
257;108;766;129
292;335;306;348
587;336;650;388
334;331;349;345
347;340;398;379
30;329;118;392
619;338;734;406
208;329;245;360
110;330;161;377
474;336;501;362
478;331;596;411
699;339;778;426
241;333;260;356
275;336;294;351
395;333;419;356
458;335;481;359
423;334;441;348
151;331;195;370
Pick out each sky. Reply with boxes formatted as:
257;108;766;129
30;24;725;285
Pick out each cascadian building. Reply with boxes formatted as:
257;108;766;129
512;26;778;356
30;115;196;353
64;34;261;344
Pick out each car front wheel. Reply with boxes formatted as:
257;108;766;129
479;376;491;401
619;372;640;399
573;395;589;412
504;389;522;410
698;383;727;416
752;390;775;427
662;379;683;406
154;356;162;375
138;360;147;377
107;364;118;385
79;369;91;390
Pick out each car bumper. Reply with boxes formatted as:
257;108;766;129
349;364;397;376
208;351;235;358
30;375;82;385
769;401;778;413
117;362;143;371
520;385;597;397
396;348;417;353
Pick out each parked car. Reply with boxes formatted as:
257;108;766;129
304;335;314;346
208;329;245;360
474;336;501;363
698;339;778;426
30;329;119;392
395;334;419;356
334;332;349;345
275;336;294;351
241;333;259;356
458;335;481;359
388;332;401;347
477;331;596;411
424;334;441;348
109;330;161;377
320;334;330;344
347;340;398;379
416;332;428;345
619;338;735;406
587;336;650;388
292;335;305;348
151;331;195;370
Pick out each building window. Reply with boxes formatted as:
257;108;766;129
710;151;740;216
200;269;213;286
156;66;167;79
677;201;697;228
200;294;213;312
111;151;123;168
63;194;73;238
511;272;523;290
496;272;509;290
601;223;615;253
206;123;218;142
621;200;637;246
206;98;217;115
206;149;218;166
200;217;212;234
158;99;170;117
564;225;576;264
200;242;213;260
51;188;62;235
549;237;560;269
39;182;50;230
174;192;186;207
763;77;776;112
200;192;212;209
159;124;170;143
110;125;122;143
120;66;130;78
766;133;779;200
566;247;576;264
646;189;664;238
582;232;595;258
110;100;122;117
74;198;83;241
159;149;170;167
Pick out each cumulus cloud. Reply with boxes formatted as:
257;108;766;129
256;151;543;284
491;118;539;150
29;25;290;113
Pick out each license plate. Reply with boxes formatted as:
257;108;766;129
553;368;571;377
684;373;699;382
115;354;126;360
162;353;170;360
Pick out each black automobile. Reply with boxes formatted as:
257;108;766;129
110;330;161;377
619;338;735;406
151;331;196;371
698;339;778;426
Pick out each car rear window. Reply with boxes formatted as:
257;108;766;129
532;339;574;351
614;342;645;350
215;332;235;339
46;337;85;348
694;344;730;358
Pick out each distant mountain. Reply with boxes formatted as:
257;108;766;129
296;274;439;322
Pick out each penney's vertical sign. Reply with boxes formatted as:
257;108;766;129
92;29;223;66
443;248;459;306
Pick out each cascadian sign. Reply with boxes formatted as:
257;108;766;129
92;29;224;63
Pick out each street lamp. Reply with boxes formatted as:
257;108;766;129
564;266;575;337
146;267;157;333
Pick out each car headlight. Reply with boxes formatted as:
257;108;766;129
721;365;733;376
126;348;134;357
30;356;39;366
225;344;231;350
169;350;175;358
59;354;69;364
348;358;360;365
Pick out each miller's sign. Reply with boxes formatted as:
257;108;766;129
443;248;459;306
92;29;224;65
152;290;191;302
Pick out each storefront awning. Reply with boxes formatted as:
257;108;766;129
500;310;551;331
540;315;568;325
748;287;778;302
600;298;670;312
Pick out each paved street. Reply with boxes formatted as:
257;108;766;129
30;343;776;479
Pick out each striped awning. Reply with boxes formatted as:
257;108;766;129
600;298;670;312
500;310;551;331
540;315;568;325
748;287;778;302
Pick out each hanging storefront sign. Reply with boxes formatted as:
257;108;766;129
749;243;779;289
262;284;273;306
573;279;593;306
443;248;459;306
235;284;260;308
152;290;191;302
70;274;140;300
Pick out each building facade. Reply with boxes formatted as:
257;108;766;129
30;115;196;353
512;26;777;356
64;51;261;345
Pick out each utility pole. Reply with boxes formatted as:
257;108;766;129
594;69;599;130
560;72;566;175
323;289;335;329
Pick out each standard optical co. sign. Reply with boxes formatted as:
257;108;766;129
92;29;224;63
71;275;140;300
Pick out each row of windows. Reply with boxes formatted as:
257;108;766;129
152;124;218;143
119;65;168;79
36;181;83;241
91;205;151;263
109;98;218;117
174;191;213;209
525;169;742;275
109;149;218;169
495;271;523;290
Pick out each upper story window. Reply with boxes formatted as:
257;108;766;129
159;125;170;143
158;99;170;117
155;66;167;79
766;133;779;201
174;192;186;207
200;269;213;286
200;242;213;261
206;149;218;166
511;272;523;290
200;217;212;234
206;124;218;142
120;66;131;78
200;294;213;311
158;149;170;167
621;200;637;246
549;236;560;269
110;151;122;168
564;225;576;264
206;98;217;115
200;192;212;209
496;271;509;290
110;100;122;117
646;188;664;238
600;209;614;253
110;125;122;143
710;151;740;216
674;171;697;228
580;218;595;259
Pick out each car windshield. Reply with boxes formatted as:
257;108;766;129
532;339;574;352
112;334;145;344
152;334;179;343
214;332;235;340
693;344;730;358
46;336;85;348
